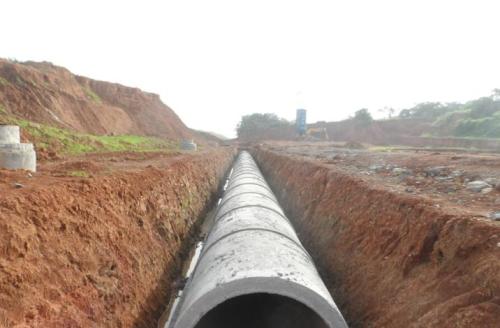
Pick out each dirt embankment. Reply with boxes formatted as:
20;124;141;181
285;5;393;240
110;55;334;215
0;149;234;328
310;119;430;145
0;59;198;141
253;147;500;328
240;118;500;151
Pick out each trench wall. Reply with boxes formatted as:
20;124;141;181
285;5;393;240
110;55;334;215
0;149;235;328
253;147;500;328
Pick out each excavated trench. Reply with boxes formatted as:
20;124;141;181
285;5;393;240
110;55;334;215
4;145;496;328
251;147;500;328
0;149;236;328
162;152;347;328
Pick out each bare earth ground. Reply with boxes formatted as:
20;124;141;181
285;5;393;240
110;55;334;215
0;149;234;328
263;141;500;218
254;141;500;328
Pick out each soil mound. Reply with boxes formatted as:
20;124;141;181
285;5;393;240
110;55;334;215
0;59;195;141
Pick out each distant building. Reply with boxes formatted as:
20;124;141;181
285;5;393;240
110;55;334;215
296;109;307;136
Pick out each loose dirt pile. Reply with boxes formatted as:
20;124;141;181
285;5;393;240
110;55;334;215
254;144;500;328
0;149;234;327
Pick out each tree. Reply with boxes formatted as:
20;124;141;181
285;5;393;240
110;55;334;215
492;88;500;101
353;108;373;124
465;97;500;118
236;113;291;139
397;102;451;121
399;109;411;119
378;107;395;119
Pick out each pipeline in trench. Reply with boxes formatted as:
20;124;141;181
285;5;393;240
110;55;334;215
160;151;347;328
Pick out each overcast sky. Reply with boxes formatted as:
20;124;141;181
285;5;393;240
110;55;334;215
2;0;500;137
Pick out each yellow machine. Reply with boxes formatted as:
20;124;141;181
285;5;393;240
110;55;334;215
306;127;329;140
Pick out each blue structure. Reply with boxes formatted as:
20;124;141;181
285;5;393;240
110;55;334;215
296;109;307;136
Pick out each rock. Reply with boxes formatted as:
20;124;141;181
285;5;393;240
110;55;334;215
485;178;498;187
14;183;24;189
445;186;458;193
369;164;385;172
405;187;415;193
451;170;464;178
424;166;448;177
481;187;493;194
489;212;500;221
392;167;412;176
385;164;397;170
467;174;483;182
466;181;491;192
435;176;453;182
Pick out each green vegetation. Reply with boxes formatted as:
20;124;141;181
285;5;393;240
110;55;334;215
68;170;90;178
352;108;373;125
84;87;102;104
236;113;292;139
7;118;176;155
0;103;7;115
0;76;10;87
15;76;26;87
398;90;500;138
369;145;398;152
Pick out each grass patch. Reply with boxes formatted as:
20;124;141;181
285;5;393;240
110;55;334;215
0;76;10;87
68;170;90;178
369;145;399;152
0;103;7;115
7;117;176;155
83;87;102;104
15;76;26;87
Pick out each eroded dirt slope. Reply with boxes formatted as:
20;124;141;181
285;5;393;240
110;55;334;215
0;59;194;141
0;149;234;327
254;145;500;328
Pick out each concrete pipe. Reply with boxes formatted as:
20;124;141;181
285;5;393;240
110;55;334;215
168;151;347;328
0;143;37;172
181;139;198;151
0;125;21;144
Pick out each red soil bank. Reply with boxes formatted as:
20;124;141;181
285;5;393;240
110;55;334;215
0;59;201;142
0;149;234;327
254;147;500;328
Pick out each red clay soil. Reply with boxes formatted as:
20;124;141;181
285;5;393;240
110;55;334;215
0;149;234;328
254;146;500;328
266;141;500;216
0;59;203;142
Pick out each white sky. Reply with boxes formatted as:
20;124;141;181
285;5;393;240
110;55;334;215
1;0;500;137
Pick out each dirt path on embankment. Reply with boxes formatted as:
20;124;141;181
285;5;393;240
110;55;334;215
0;149;234;327
254;144;500;328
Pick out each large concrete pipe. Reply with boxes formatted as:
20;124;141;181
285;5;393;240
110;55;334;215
0;125;20;144
0;125;37;172
167;151;347;328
